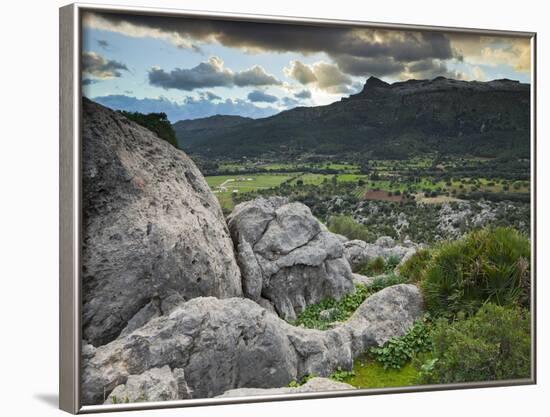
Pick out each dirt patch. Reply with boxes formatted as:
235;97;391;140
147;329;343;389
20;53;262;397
415;194;464;204
363;190;403;202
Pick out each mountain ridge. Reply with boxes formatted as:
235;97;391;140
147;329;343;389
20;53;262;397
173;76;530;159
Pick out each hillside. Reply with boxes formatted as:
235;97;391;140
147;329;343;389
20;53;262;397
174;76;530;159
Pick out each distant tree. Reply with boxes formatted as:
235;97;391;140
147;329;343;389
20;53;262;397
119;110;178;147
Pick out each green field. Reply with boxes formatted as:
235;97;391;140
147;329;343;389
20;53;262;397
206;156;530;211
206;173;297;211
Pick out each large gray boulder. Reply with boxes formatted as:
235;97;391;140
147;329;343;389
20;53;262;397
82;284;423;404
81;99;242;346
227;197;355;320
216;377;355;398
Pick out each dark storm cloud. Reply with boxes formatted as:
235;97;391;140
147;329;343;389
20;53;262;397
406;59;465;80
333;55;405;77
247;90;278;103
84;12;455;78
148;56;281;91
294;89;312;99
82;51;128;79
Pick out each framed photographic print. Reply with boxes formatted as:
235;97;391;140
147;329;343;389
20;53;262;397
59;2;536;413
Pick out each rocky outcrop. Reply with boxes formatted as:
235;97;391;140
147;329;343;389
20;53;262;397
105;366;191;404
343;237;417;271
82;284;423;405
227;197;355;320
216;377;355;398
81;99;242;347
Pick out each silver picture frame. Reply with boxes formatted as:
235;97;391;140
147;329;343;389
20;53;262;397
60;2;537;414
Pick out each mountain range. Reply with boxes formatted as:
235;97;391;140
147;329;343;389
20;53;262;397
173;76;530;160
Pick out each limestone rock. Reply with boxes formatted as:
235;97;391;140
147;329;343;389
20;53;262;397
81;99;242;346
227;197;355;320
82;284;423;404
104;366;191;404
216;377;355;398
343;238;416;270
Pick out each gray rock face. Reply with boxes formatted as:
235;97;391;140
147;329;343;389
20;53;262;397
228;197;355;320
216;377;355;398
105;366;191;404
343;238;416;271
82;99;242;346
82;284;423;404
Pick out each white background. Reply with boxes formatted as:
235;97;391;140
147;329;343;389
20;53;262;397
0;0;547;415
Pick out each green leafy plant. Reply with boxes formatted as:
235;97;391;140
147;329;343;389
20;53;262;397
291;285;370;330
329;367;356;382
415;304;531;384
420;227;530;317
369;317;432;370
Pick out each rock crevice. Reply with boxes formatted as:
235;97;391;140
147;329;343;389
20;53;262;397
228;198;355;320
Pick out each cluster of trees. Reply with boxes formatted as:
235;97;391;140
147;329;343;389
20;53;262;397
119;110;178;147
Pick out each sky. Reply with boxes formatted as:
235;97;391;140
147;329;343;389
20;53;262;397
82;11;531;122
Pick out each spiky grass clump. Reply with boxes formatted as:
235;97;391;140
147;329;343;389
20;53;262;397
420;227;530;317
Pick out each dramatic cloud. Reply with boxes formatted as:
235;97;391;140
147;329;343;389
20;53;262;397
82;51;128;79
284;61;317;84
285;61;353;94
449;35;531;73
83;12;458;79
294;89;312;99
90;94;279;122
82;10;531;99
401;59;466;80
148;56;281;91
247;90;278;103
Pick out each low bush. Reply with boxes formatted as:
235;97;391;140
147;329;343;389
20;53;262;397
356;255;400;276
420;227;530;317
328;215;371;242
415;304;531;384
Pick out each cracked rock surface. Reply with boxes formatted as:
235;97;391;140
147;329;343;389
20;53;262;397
81;99;242;347
82;284;423;405
343;237;419;271
104;366;191;404
227;197;355;320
